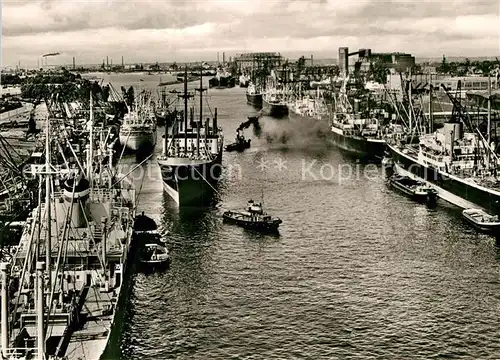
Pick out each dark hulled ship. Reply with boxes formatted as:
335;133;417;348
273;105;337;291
262;91;288;118
328;77;385;162
209;68;235;89
387;121;500;215
246;82;263;108
157;71;224;206
262;74;288;118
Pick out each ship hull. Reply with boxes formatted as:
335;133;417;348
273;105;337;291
262;98;288;118
328;127;385;162
246;93;263;108
119;129;157;152
222;213;280;233
387;142;500;215
158;151;223;206
100;233;136;360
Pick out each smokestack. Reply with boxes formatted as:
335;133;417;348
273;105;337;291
122;55;124;68
223;52;225;64
311;54;313;66
217;52;220;64
72;56;75;70
213;108;218;135
106;56;109;67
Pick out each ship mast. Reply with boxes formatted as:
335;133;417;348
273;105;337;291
44;115;51;289
196;66;207;157
88;92;94;180
184;67;188;152
487;75;492;168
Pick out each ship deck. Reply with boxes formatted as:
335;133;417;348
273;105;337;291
62;286;114;360
391;143;500;191
158;156;216;166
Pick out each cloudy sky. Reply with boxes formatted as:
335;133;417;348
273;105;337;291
2;0;499;68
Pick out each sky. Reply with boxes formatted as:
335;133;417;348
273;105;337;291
1;0;500;68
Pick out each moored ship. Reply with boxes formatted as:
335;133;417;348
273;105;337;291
387;82;500;215
158;70;224;206
262;90;288;118
387;122;500;215
287;86;329;122
246;82;263;108
119;91;157;152
239;74;250;87
1;106;136;360
328;76;385;162
209;68;235;89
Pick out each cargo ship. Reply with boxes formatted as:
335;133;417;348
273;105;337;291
261;73;289;118
119;91;157;152
158;70;224;206
328;76;385;162
262;88;288;118
246;81;263;108
387;121;500;214
1;105;136;360
239;74;250;87
287;86;329;122
387;82;500;215
209;68;235;88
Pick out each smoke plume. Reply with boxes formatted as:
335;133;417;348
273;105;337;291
258;115;331;150
42;52;61;57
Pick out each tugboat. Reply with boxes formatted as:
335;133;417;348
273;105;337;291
462;208;500;234
223;199;282;233
225;130;251;152
388;174;438;204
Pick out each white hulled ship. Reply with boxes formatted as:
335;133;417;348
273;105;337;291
1;95;136;360
119;91;157;152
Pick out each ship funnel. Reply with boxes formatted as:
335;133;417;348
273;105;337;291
444;122;463;147
213;108;218;134
353;99;360;114
63;175;90;228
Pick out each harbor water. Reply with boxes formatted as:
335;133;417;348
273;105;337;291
88;73;500;359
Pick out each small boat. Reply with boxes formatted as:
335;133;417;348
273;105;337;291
462;208;500;234
225;130;251;152
388;175;437;203
223;199;282;233
139;242;170;267
133;212;170;268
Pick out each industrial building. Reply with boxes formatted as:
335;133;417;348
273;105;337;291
234;52;285;72
338;47;416;75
